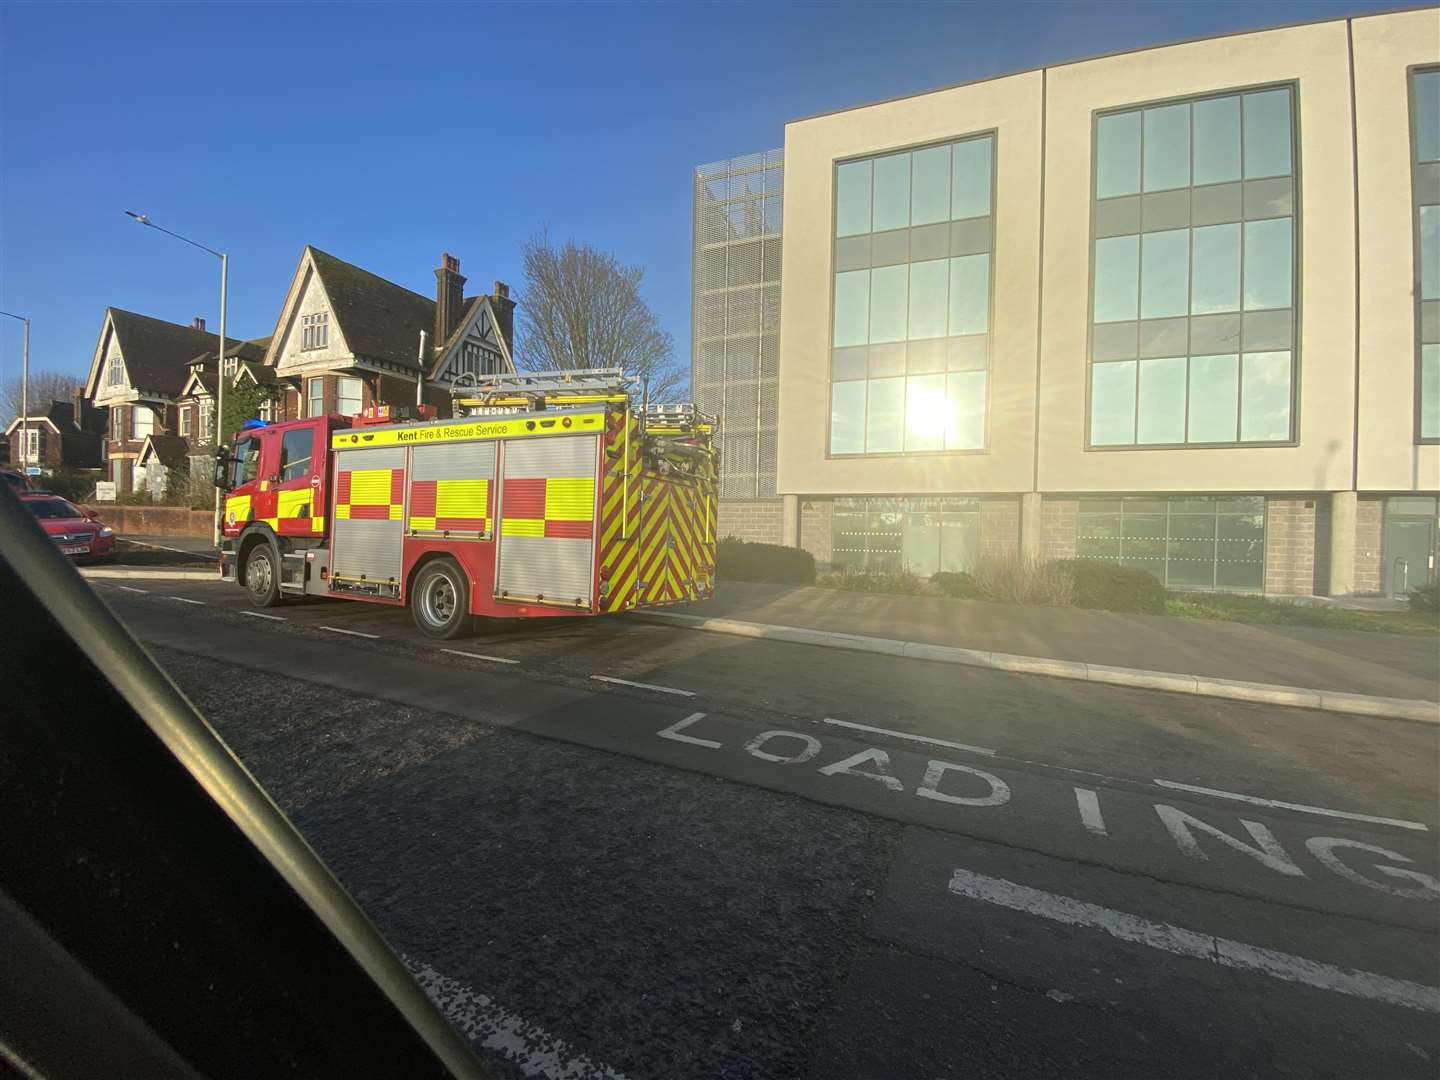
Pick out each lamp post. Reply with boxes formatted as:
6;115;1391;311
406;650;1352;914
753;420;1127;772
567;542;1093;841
0;311;29;475
126;211;227;546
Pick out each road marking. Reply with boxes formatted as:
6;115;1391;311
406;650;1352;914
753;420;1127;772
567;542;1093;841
443;648;519;665
238;610;286;622
119;538;215;558
590;675;695;697
117;585;148;594
947;868;1440;1015
408;959;630;1080
1075;787;1108;836
1153;779;1429;833
318;625;379;639
166;596;205;605
657;713;721;749
821;717;995;757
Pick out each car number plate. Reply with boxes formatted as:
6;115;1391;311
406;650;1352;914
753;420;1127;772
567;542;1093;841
61;544;90;555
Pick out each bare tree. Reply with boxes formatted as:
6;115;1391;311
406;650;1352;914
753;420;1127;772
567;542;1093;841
3;370;83;424
516;232;685;401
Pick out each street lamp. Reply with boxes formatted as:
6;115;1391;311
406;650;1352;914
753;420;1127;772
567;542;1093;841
126;211;228;546
0;310;29;476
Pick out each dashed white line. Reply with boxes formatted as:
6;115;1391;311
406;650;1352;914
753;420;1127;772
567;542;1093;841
947;868;1440;1014
119;538;215;558
442;648;519;665
238;610;287;622
166;596;205;605
116;585;148;594
1075;787;1108;836
1152;779;1429;833
590;675;695;697
318;625;380;639
821;717;995;757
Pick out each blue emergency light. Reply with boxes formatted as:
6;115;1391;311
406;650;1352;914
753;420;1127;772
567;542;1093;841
241;419;268;429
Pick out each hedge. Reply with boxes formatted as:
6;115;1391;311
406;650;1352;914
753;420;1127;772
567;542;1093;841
1051;559;1166;615
930;571;979;599
1407;581;1439;614
715;537;816;585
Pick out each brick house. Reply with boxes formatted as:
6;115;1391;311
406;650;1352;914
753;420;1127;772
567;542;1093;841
4;391;106;472
262;246;516;421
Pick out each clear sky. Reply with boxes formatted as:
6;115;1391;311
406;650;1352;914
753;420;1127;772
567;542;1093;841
0;0;1401;391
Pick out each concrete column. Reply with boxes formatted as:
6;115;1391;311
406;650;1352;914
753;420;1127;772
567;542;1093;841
781;494;801;548
1327;491;1358;597
1020;492;1043;563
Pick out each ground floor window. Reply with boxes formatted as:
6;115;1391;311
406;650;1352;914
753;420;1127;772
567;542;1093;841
1383;496;1438;597
337;376;363;416
1077;495;1265;591
831;496;981;576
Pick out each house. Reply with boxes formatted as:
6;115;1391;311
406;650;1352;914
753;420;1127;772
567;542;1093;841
3;391;107;473
84;309;263;495
261;246;516;419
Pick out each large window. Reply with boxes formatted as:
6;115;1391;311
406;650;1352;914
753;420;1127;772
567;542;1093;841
179;407;191;436
829;134;995;456
301;312;329;351
831;496;981;576
1413;68;1440;441
336;376;363;416
307;377;325;418
1088;87;1297;448
1078;495;1265;591
131;405;154;440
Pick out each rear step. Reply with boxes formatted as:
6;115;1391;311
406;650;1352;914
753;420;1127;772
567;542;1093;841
280;552;307;594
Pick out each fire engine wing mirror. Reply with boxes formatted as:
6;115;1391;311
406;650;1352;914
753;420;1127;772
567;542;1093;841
213;444;234;492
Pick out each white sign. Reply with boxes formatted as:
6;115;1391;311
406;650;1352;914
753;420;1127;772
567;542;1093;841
24;466;42;477
94;481;117;501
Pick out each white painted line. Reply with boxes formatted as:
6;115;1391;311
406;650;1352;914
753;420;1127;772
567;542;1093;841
117;585;148;594
443;648;519;665
408;959;630;1080
238;610;287;622
590;674;695;697
1152;779;1429;833
821;717;995;757
948;868;1440;1015
658;713;721;749
166;596;205;605
119;537;215;558
318;625;379;639
1075;787;1108;837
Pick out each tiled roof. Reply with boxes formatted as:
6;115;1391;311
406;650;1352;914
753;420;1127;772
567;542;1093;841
108;309;261;396
308;246;434;368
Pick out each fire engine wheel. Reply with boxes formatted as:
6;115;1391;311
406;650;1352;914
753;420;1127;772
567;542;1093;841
244;543;281;608
412;560;471;640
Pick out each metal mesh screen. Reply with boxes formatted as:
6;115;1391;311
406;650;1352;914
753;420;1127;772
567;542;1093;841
693;149;783;500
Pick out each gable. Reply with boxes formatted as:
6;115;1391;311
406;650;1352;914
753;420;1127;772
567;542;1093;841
270;255;351;373
430;297;515;385
86;312;132;401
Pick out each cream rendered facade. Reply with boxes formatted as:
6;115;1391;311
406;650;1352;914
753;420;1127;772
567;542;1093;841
774;7;1439;595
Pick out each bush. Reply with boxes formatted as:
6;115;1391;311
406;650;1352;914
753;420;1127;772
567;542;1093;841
1407;581;1440;614
715;537;815;585
931;570;979;599
970;554;1075;607
36;469;100;502
816;570;926;595
1051;559;1166;614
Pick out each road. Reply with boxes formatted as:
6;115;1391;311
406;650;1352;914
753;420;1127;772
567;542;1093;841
91;577;1440;1079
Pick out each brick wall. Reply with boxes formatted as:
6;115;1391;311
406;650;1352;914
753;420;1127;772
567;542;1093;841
799;499;833;566
1039;498;1079;560
83;504;213;537
717;499;784;545
1263;498;1317;596
1354;495;1384;595
980;497;1020;557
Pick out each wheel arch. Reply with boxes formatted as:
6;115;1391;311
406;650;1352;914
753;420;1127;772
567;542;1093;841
235;524;280;586
404;550;475;609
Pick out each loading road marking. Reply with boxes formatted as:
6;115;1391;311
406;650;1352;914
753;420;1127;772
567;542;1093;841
1075;787;1108;836
167;596;205;605
238;610;286;622
947;867;1440;1014
822;716;995;757
1153;779;1429;833
318;625;380;639
443;649;519;665
590;675;695;697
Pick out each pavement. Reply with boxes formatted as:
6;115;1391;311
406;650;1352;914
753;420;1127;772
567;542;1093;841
669;581;1440;703
82;576;1440;1079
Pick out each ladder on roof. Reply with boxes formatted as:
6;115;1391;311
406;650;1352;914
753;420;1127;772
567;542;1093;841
450;368;636;399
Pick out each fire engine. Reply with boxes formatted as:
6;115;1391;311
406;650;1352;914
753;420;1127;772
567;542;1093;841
215;369;717;639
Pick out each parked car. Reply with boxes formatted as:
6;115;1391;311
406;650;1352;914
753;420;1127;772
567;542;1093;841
21;493;115;562
2;469;30;494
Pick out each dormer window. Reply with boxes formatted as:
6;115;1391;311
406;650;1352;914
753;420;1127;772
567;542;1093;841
301;312;329;350
222;355;238;377
459;340;500;378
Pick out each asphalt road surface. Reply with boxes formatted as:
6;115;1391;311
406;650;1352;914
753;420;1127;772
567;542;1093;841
91;577;1440;1079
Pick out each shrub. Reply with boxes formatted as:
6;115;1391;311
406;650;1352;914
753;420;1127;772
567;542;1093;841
1407;581;1440;614
1051;559;1166;614
37;469;100;502
970;554;1075;607
816;570;926;595
931;570;979;599
715;537;815;585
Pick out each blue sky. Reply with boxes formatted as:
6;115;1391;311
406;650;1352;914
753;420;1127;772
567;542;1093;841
0;0;1398;391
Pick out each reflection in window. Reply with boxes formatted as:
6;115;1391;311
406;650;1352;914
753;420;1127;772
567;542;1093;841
833;497;982;576
1089;85;1295;446
1412;69;1439;439
1078;496;1266;591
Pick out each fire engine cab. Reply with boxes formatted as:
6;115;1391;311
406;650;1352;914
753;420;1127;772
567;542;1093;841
215;369;717;639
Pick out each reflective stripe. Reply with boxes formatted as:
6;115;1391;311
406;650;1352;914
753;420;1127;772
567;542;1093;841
502;518;545;537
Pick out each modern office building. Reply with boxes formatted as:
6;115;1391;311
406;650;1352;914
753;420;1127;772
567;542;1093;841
697;6;1439;596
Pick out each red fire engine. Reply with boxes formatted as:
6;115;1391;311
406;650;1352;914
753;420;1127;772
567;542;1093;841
215;369;717;639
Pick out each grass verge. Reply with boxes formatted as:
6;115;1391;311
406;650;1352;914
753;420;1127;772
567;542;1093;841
1165;593;1438;636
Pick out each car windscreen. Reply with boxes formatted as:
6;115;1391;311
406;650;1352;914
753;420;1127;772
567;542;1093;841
26;498;84;520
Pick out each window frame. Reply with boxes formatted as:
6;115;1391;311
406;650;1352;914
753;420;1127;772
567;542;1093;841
1084;80;1303;453
825;128;999;460
1410;64;1440;444
307;376;325;418
179;407;191;437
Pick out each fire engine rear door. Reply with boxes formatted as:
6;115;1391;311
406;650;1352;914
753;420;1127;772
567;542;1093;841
330;446;406;589
495;434;598;608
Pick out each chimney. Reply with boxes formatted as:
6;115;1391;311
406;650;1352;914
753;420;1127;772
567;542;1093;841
491;280;516;360
434;252;466;350
191;316;206;332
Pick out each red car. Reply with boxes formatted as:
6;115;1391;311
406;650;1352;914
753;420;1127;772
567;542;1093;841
2;469;30;494
21;493;116;562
